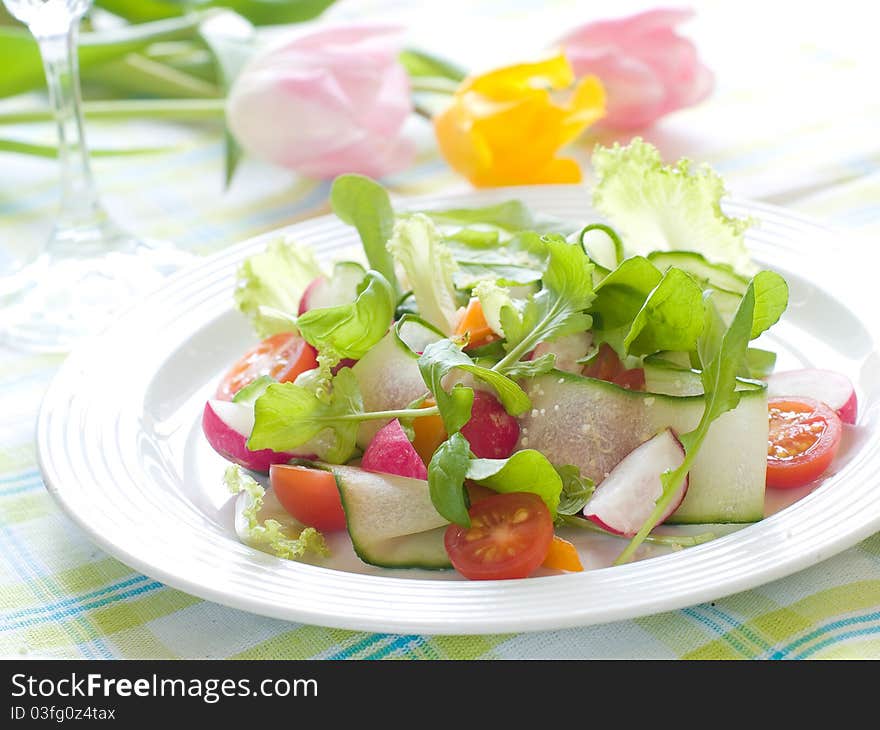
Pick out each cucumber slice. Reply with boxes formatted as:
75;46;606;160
643;357;764;397
647;251;749;294
519;371;767;523
302;261;366;311
330;464;451;569
351;315;442;447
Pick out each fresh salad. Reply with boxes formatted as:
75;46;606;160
203;138;856;580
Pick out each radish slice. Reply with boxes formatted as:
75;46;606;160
202;400;294;473
767;369;857;424
583;428;688;537
360;419;428;480
532;332;592;374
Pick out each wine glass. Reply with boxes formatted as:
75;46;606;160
0;0;195;352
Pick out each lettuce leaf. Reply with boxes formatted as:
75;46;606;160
234;238;322;337
466;450;563;514
387;214;461;334
591;138;755;274
225;465;328;560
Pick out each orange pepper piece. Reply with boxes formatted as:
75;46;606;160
411;398;447;465
542;535;584;572
455;298;498;349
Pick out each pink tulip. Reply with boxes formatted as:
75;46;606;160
227;25;415;179
558;8;713;130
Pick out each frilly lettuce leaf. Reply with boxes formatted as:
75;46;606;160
387;214;460;334
234;238;322;337
225;465;328;561
591;138;755;275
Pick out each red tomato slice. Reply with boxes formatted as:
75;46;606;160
269;464;346;532
582;343;644;391
766;397;842;489
444;492;553;580
215;332;318;401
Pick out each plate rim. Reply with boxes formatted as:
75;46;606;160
37;184;880;635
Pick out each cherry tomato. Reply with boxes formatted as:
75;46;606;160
215;332;318;401
460;390;520;459
766;397;842;489
444;492;553;580
582;343;644;390
269;464;346;531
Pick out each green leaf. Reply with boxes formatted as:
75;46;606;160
623;267;706;356
554;465;595;517
297;270;395;366
590;256;662;330
466;449;563;515
224;465;328;559
502;353;557;379
447;231;549;287
592;138;755;274
418;339;530;433
0;14;206;99
422;200;578;235
616;281;756;564
387;214;460;333
398;48;466;82
750;270;789;339
234;238;322;337
330;174;399;297
248;367;363;463
493;240;595;372
744;347;777;379
427;432;472;527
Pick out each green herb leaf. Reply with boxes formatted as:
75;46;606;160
427;432;472;527
422;200;578;235
446;231;549;287
466;449;563;515
297;270;395;366
744;347;777;379
387;214;461;333
330;174;399;296
750;270;789;339
554;465;595;516
502;353;557;379
248;367;363;463
234;238;322;337
590;256;662;330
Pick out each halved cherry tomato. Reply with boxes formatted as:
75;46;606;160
582;343;644;390
444;492;553;580
542;535;584;572
269;464;346;531
766;397;842;489
455;298;498;350
215;332;318;401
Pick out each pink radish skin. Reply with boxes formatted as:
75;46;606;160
462;390;520;459
202;400;294;473
767;369;857;424
583;428;688;537
360;419;428;480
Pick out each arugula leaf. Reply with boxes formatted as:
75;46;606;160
387;214;460;334
418;339;530;433
225;465;328;560
296;270;394;366
428;432;472;527
592;138;755;274
466;450;563;515
493;240;595;372
623;267;706;356
554;465;595;517
590;256;662;330
330;174;399;296
446;231;549;287
750;270;789;339
234;238;322;337
421;200;578;235
502;353;557;379
248;367;363;463
615;281;756;564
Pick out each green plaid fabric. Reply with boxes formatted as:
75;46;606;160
2;0;879;659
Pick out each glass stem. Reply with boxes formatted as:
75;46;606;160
36;23;110;255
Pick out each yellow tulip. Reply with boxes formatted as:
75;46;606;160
433;54;605;187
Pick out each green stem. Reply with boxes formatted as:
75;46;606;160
409;77;460;95
337;406;439;422
558;514;716;548
492;301;567;373
0;98;226;125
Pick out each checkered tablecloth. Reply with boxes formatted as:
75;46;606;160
2;0;879;659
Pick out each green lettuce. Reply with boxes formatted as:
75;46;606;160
387;214;461;334
591;138;755;274
225;465;328;561
234;238;322;337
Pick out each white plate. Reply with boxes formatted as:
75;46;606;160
38;185;880;634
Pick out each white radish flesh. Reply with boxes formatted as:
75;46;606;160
767;369;857;424
583;428;688;537
532;332;593;374
202;400;294;473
